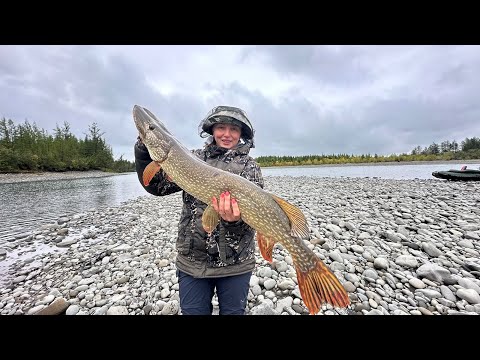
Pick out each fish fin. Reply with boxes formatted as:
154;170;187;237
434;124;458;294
143;161;162;186
256;232;276;263
295;256;350;314
202;205;220;235
270;194;310;239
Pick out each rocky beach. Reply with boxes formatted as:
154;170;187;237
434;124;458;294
1;174;480;315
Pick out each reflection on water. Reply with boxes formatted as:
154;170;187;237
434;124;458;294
0;173;149;243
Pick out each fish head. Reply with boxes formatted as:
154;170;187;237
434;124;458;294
133;105;173;162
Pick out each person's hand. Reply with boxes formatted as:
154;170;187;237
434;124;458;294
212;191;241;222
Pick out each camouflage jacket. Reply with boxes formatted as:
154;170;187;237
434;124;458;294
134;139;264;278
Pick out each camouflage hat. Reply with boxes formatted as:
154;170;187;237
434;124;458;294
198;105;254;140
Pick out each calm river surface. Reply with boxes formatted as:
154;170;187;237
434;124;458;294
1;162;479;245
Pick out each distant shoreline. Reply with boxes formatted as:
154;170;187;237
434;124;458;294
261;159;480;169
0;170;132;185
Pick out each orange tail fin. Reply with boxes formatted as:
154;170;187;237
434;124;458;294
295;257;350;314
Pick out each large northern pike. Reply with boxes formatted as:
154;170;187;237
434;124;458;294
133;105;350;314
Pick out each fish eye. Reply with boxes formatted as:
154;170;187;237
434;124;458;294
149;125;155;130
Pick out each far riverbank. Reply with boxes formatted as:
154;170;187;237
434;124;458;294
0;171;132;185
261;159;480;168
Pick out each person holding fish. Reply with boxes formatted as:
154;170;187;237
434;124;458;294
134;105;264;315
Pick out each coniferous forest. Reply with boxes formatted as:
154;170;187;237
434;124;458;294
0;117;135;173
1;116;479;172
255;137;480;167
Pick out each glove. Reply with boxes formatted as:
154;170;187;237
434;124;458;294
134;136;152;161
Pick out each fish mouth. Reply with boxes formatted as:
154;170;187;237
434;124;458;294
133;104;172;141
133;105;151;140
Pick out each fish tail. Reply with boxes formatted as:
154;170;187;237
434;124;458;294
295;256;350;314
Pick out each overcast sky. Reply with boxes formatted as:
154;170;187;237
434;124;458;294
1;45;479;161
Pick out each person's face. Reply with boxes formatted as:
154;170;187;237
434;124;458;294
212;123;241;149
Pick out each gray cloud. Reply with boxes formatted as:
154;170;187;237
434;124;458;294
1;45;479;162
241;45;375;86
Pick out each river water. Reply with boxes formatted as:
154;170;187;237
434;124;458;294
1;162;479;247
